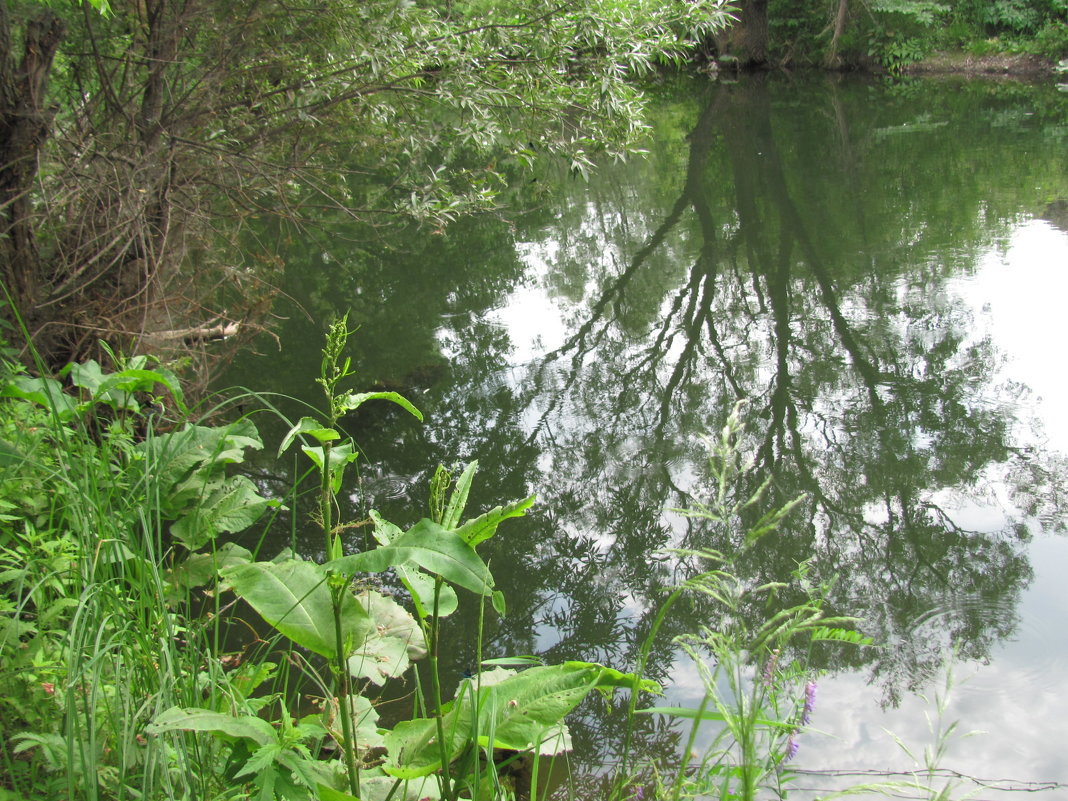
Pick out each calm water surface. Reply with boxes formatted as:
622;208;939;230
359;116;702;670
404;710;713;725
222;73;1068;795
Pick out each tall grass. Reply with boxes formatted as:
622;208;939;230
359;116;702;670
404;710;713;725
0;346;273;800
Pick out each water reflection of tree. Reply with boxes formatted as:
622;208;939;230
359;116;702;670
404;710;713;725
498;75;1067;712
223;75;1068;774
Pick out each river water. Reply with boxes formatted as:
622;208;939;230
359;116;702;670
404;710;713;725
221;73;1068;797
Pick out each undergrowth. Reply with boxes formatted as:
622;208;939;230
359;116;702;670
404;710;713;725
0;322;982;801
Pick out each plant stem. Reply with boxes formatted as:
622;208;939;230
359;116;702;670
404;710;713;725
322;441;335;559
618;582;688;789
670;692;710;801
428;576;454;800
333;585;360;797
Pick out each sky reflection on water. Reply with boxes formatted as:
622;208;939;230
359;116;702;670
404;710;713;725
660;218;1068;796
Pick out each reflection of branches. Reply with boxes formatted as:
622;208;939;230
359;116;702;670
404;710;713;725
521;88;730;440
443;77;1043;715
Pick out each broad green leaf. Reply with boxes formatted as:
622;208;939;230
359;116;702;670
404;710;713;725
347;591;425;685
146;707;276;746
230;661;277;702
369;509;404;546
324;694;385;755
1;376;77;420
383;661;657;778
140;421;264;511
336;391;423;422
329;520;493;596
65;360;111;398
171;475;272;550
317;787;360;801
221;560;371;658
491;590;506;618
167;542;254;591
301;443;359;493
396;564;458;618
535;722;572;756
67;362;186;412
278;417;340;456
353;772;442;801
481;656;544;668
234;742;282;778
455;495;536;546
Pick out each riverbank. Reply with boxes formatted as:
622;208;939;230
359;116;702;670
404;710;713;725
904;49;1060;76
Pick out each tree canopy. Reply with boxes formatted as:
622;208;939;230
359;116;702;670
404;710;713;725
0;0;732;366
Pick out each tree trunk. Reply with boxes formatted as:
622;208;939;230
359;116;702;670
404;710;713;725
825;0;850;68
717;0;770;68
0;3;65;329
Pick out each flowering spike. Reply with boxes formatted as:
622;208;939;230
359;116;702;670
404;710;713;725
801;679;818;726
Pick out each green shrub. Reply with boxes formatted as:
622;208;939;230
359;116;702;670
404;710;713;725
1030;20;1068;58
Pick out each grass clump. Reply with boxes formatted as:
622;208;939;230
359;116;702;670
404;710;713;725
0;348;273;800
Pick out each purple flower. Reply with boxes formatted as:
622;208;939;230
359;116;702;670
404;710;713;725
784;734;800;762
762;649;781;686
800;680;817;726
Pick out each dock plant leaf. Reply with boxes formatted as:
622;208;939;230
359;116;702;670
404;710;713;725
222;559;371;658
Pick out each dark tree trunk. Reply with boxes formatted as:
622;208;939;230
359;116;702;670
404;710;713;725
0;3;65;330
717;0;770;68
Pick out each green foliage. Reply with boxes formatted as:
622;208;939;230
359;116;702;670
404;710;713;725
613;404;874;801
384;662;658;780
770;0;1064;66
1028;19;1068;57
873;0;949;26
161;320;638;801
223;559;373;658
0;354;275;800
329;520;496;596
3;310;1002;799
141;420;274;550
2;0;738;368
876;34;937;71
